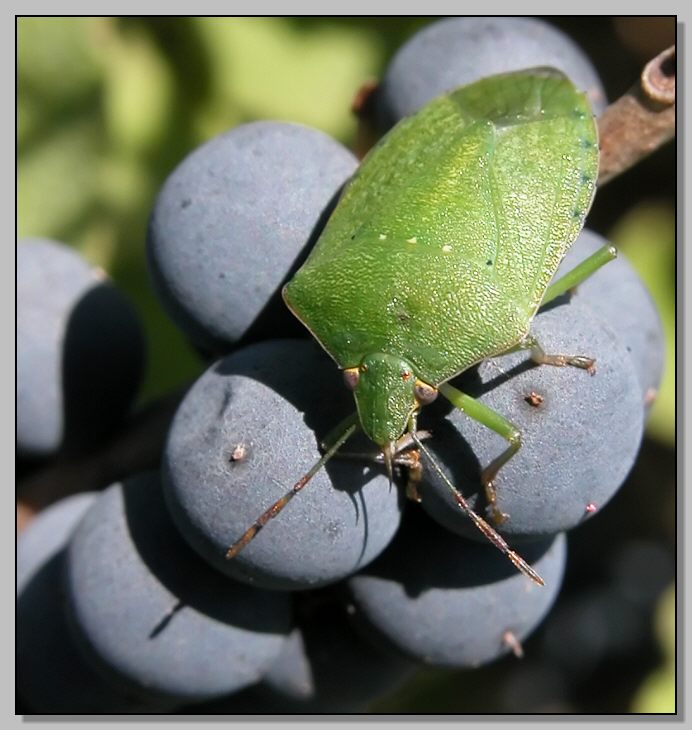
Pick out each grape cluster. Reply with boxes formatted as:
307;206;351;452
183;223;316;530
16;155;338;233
17;17;664;714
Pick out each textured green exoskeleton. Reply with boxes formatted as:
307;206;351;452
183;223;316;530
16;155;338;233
228;68;615;584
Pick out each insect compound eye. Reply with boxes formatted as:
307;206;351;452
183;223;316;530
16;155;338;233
414;380;438;405
343;367;360;391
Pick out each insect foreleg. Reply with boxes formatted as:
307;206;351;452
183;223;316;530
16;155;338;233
438;382;521;525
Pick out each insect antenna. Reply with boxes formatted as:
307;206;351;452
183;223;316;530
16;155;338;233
225;422;358;560
410;433;545;586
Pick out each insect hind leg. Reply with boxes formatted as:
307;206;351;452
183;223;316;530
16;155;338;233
520;243;616;375
520;334;596;374
541;244;617;307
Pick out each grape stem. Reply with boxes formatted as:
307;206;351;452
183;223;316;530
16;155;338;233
597;45;675;185
17;389;185;532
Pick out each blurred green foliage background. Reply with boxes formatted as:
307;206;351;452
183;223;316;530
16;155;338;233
17;16;676;714
17;17;429;403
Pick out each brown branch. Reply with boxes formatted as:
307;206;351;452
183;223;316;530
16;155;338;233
597;45;675;186
351;78;380;160
17;388;186;533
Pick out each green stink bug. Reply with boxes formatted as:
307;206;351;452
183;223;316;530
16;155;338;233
227;68;616;585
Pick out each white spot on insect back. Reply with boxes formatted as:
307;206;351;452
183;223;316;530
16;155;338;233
379;233;387;240
442;244;452;253
406;237;418;244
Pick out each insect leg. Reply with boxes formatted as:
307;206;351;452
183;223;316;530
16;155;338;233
401;448;424;503
541;244;617;307
225;416;358;559
519;334;597;373
391;424;433;503
319;415;430;501
438;382;521;525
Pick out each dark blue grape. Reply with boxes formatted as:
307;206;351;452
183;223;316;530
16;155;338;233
541;538;674;682
147;121;358;353
348;508;567;668
17;493;172;713
418;297;644;542
252;600;416;711
556;228;665;407
17;492;96;595
162;339;402;591
17;239;145;457
192;596;416;713
376;17;607;132
64;471;292;704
